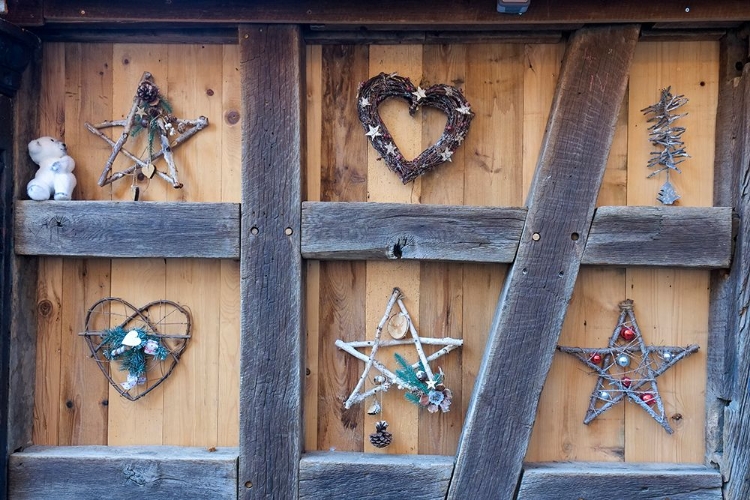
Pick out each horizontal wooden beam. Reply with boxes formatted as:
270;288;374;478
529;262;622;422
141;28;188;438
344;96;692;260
13;201;240;258
8;446;238;500
16;0;750;27
302;202;733;268
518;462;722;499
299;452;454;500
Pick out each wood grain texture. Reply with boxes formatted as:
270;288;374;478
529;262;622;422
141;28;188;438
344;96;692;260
315;44;368;453
299;451;453;500
722;63;750;500
14;201;240;258
448;26;640;500
239;24;304;499
0;93;12;496
302;202;731;267
37;0;750;26
8;446;238;500
583;206;732;268
518;462;722;499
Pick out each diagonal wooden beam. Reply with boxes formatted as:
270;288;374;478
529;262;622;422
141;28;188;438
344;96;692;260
239;24;304;500
447;25;640;499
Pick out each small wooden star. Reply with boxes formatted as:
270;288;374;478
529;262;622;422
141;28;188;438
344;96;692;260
557;299;698;434
412;86;427;101
440;148;453;162
456;104;472;115
365;124;382;139
335;287;462;410
384;142;397;156
359;96;371;107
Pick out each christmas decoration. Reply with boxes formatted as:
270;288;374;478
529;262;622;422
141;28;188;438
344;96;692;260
81;297;191;401
641;86;690;205
557;299;699;434
369;421;393;448
85;72;208;197
335;287;462;411
357;72;474;184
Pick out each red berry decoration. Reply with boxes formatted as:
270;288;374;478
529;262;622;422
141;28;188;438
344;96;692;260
590;353;603;365
621;376;632;388
640;392;655;405
620;326;636;341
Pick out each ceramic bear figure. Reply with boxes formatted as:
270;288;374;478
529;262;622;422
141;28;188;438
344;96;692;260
27;136;77;201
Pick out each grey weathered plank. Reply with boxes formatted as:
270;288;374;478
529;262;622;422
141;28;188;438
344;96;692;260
705;32;748;468
302;202;732;267
8;446;238;499
0;93;12;500
518;462;722;499
299;452;453;500
301;202;526;262
239;24;304;500
722;63;750;500
14;201;240;258
447;25;640;500
583;205;733;268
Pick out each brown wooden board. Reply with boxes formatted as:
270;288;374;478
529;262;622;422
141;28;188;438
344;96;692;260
239;24;304;500
518;462;722;499
8;446;238;499
448;25;640;499
34;0;750;27
0;93;11;498
299;452;453;499
14;201;240;258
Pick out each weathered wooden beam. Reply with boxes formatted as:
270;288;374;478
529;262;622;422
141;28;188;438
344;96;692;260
239;24;304;500
447;25;640;499
13;201;240;258
303;28;564;45
518;462;722;499
722;63;750;500
8;446;238;499
0;93;12;500
706;32;748;469
299;452;454;499
301;202;733;268
33;0;750;27
29;24;239;44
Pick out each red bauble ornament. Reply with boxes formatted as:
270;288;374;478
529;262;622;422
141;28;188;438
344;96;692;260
620;326;636;341
621;376;632;388
640;392;655;405
590;353;603;365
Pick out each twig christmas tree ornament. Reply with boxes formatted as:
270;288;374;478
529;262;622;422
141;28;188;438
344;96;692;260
357;72;474;183
557;299;698;434
85;72;208;197
641;86;690;205
81;297;191;401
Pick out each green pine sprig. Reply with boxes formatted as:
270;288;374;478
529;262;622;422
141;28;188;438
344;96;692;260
102;326;169;379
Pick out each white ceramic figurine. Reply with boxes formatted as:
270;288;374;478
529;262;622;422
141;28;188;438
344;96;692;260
26;136;77;201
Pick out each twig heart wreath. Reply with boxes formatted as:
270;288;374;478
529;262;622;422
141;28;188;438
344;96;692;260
81;297;191;401
357;72;474;183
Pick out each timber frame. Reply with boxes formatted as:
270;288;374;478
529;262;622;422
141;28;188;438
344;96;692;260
2;2;750;499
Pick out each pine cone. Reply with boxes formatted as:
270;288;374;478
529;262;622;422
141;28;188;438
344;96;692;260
369;420;392;448
136;81;160;103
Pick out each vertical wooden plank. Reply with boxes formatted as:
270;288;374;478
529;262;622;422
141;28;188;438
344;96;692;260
304;43;321;453
57;43;113;446
106;44;169;445
365;44;421;455
448;26;639;500
0;92;11;495
218;43;242;448
316;44;368;453
239;24;304;499
527;43;628;462
163;44;224;448
626;41;717;463
418;43;466;456
31;43;65;447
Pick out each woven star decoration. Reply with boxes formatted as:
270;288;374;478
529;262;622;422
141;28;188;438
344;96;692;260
85;71;208;195
557;299;699;434
335;287;462;412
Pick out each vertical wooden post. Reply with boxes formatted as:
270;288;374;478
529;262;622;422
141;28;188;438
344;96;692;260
448;25;639;499
239;24;305;499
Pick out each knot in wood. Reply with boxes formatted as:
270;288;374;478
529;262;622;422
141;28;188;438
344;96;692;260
37;299;53;317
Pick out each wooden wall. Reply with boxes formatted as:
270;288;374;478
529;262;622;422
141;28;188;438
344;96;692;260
32;43;241;447
32;38;717;460
304;40;718;462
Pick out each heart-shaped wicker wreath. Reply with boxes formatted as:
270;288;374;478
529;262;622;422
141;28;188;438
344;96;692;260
357;72;474;183
83;297;191;401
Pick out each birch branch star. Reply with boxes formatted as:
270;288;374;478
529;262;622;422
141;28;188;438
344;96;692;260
557;299;698;434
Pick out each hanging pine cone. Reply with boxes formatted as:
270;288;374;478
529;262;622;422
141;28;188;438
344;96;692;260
369;420;392;448
136;81;160;104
